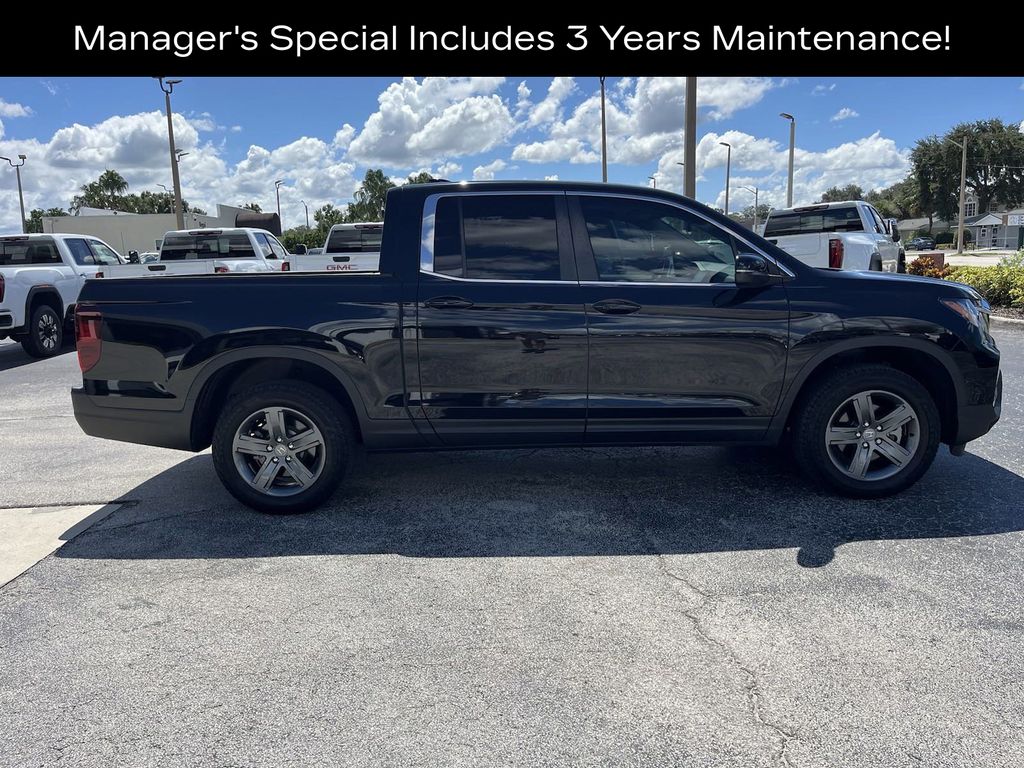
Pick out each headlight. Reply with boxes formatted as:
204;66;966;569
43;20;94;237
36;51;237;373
941;297;989;330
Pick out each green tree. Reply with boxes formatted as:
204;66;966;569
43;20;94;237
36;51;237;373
865;177;921;220
818;184;865;203
280;227;324;252
242;202;262;212
913;119;1024;225
345;169;394;222
24;207;68;233
406;171;437;185
313;203;346;236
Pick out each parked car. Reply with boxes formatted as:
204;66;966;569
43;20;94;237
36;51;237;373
0;233;123;357
101;228;290;277
72;181;1001;512
763;201;904;273
907;237;936;251
288;222;382;272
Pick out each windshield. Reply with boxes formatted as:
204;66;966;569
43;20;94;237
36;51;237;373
764;207;863;237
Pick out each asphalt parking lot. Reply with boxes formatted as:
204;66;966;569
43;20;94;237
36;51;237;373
1;326;1022;767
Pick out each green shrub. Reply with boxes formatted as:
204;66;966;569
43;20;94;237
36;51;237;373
946;256;1024;308
934;231;955;245
908;256;950;278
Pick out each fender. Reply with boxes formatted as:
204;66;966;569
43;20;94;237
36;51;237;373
766;336;964;440
24;285;64;325
182;345;373;441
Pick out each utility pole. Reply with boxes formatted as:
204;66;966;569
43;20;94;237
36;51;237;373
675;161;685;191
780;112;795;207
719;142;732;215
949;136;968;254
1;155;27;233
157;78;185;229
684;77;697;198
599;77;608;183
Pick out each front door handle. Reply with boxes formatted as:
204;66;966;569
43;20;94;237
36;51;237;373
424;296;474;310
592;298;641;315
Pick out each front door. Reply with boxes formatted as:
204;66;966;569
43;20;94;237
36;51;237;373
415;193;588;446
568;194;790;444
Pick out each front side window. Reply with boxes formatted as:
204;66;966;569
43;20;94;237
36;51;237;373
431;195;561;281
88;240;122;265
578;197;736;283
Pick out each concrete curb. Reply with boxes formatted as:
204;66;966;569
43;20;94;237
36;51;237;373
991;314;1024;325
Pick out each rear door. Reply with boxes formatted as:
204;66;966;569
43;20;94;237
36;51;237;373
415;192;588;446
569;193;790;444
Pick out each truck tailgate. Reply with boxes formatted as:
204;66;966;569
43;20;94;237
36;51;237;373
766;233;828;267
99;262;216;278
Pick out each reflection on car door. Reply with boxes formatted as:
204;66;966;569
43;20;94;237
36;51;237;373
568;194;790;444
415;193;588;446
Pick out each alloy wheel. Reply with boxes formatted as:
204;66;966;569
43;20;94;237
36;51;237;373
825;389;921;481
231;406;326;497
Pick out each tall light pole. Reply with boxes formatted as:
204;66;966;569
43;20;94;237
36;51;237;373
156;183;174;216
719;141;732;215
157;78;185;229
599;77;608;183
1;154;27;233
675;161;685;191
948;136;969;254
684;77;697;198
300;199;310;229
740;185;759;229
275;180;284;227
648;175;657;189
780;112;795;207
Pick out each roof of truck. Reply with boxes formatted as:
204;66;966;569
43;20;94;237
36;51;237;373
392;179;700;205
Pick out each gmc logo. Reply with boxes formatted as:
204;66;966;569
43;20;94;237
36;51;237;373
326;264;354;271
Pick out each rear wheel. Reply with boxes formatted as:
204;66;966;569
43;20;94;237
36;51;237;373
793;365;940;497
21;304;63;358
212;380;353;513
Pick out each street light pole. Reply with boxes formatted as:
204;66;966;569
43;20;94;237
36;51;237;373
740;185;759;229
648;175;657;189
1;154;27;233
684;77;697;198
675;161;685;191
275;180;284;228
157;78;185;230
949;137;969;254
300;199;309;229
719;141;732;215
599;77;608;183
780;113;795;207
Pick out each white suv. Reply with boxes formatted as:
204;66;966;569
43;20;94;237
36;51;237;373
0;233;123;357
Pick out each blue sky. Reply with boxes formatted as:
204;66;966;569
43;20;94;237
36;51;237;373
0;76;1020;229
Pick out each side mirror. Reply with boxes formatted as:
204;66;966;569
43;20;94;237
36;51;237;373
293;243;308;255
885;218;901;242
127;250;140;264
735;253;773;287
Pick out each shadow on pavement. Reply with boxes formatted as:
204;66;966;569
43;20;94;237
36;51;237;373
57;446;1024;568
0;339;75;373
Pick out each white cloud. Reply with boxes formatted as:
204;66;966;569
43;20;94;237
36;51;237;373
472;159;507;180
544;174;559;181
230;125;242;133
515;81;532;117
0;98;32;118
0;118;4;140
527;77;575;127
812;83;837;95
40;81;58;97
346;77;513;167
831;107;859;122
512;138;598;164
331;124;355;150
189;112;218;132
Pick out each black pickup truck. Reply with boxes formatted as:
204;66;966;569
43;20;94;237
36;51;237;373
72;181;1002;512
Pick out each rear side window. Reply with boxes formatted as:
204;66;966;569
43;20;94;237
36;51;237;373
764;207;863;237
0;238;61;266
161;233;256;260
431;196;561;281
325;225;383;253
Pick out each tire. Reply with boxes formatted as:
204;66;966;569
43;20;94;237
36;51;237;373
869;254;883;272
21;304;63;358
211;380;354;513
792;364;940;498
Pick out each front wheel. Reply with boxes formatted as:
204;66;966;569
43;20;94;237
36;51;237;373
793;365;940;497
21;304;63;358
212;380;353;513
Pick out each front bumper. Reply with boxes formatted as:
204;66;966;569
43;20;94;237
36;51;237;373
953;369;1002;445
72;389;194;451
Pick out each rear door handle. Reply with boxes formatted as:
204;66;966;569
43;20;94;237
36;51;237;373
424;296;474;310
592;298;641;315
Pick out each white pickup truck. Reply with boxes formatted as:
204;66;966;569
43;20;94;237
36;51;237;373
762;201;904;273
0;233;124;357
287;222;382;272
102;228;291;277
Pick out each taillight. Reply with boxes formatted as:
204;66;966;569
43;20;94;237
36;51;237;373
828;238;844;269
214;266;229;274
0;274;4;302
76;311;102;373
95;271;104;278
282;261;291;271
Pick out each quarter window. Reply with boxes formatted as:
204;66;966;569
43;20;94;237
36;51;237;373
432;195;562;281
267;236;289;260
578;197;737;283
